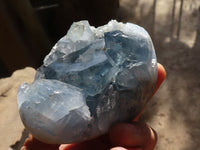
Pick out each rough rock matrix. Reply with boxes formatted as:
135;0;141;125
17;20;157;144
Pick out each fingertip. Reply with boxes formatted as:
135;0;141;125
153;63;166;94
144;127;157;150
110;147;128;150
157;63;166;85
110;147;142;150
157;63;166;83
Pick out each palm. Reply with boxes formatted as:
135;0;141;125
21;64;166;150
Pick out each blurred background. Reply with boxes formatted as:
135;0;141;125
0;0;200;150
0;0;120;77
0;0;199;77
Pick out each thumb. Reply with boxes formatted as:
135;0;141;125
109;122;157;150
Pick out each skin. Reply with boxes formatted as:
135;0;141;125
21;63;166;150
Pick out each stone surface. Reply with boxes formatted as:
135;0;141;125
17;20;157;144
0;67;35;150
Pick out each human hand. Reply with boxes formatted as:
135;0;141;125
21;63;166;150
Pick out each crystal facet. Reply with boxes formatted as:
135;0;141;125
17;20;157;144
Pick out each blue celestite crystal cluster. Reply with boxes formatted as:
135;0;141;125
17;20;157;144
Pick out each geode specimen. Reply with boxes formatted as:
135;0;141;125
17;20;157;144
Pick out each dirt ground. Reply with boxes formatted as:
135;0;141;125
0;0;200;150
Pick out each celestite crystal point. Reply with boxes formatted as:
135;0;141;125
17;20;157;144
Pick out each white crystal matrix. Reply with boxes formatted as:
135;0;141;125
17;20;157;144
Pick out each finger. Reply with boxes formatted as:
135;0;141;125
59;134;110;150
152;63;166;95
110;146;142;150
21;134;60;150
109;122;157;150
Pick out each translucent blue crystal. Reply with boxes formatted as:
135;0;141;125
17;20;157;144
